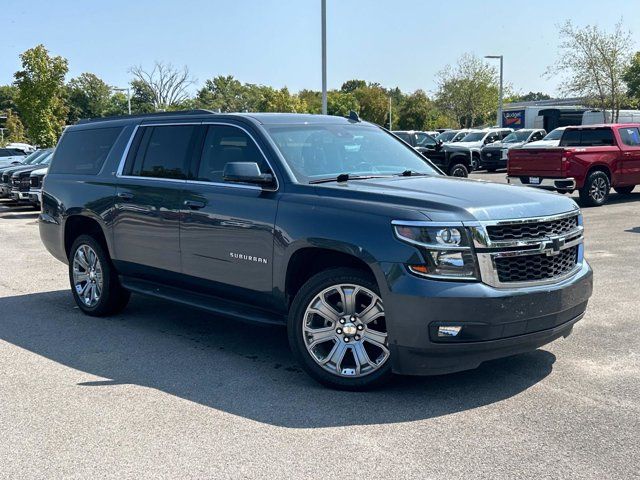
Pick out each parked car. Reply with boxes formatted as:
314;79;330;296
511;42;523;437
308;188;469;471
29;166;49;206
393;130;473;176
455;128;514;166
508;124;640;206
40;110;592;390
0;147;27;168
10;151;54;203
436;129;472;144
5;142;36;153
479;129;546;172
522;127;568;149
0;149;52;198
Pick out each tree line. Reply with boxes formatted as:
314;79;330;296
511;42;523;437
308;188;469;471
1;20;639;147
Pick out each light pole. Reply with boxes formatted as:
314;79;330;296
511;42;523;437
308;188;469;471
113;87;132;115
485;55;503;127
388;96;392;130
321;0;327;115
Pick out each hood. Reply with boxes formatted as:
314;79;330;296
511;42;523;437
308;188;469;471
485;141;526;150
13;165;45;178
315;175;578;222
30;167;49;177
522;140;560;148
441;144;471;153
454;141;483;149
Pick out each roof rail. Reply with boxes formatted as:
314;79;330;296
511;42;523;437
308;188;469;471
76;109;215;124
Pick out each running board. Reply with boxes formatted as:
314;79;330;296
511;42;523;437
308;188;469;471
120;277;286;326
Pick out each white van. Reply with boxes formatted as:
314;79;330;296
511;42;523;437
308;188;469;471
582;110;640;125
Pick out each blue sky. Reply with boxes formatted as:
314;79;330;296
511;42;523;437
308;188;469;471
3;0;640;97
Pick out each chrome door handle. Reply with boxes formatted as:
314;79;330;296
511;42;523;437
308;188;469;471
184;200;206;210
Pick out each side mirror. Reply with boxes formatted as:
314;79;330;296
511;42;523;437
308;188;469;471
436;139;444;150
223;162;275;187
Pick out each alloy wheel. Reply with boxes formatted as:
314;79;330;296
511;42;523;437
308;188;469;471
72;244;103;308
590;177;607;202
302;284;389;378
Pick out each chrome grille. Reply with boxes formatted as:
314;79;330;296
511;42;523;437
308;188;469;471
30;176;40;188
487;215;578;241
471;211;584;288
495;246;578;283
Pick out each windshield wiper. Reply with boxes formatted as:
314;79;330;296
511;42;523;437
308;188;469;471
309;173;391;184
396;170;430;177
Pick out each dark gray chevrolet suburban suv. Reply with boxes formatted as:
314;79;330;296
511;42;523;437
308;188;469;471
39;110;593;389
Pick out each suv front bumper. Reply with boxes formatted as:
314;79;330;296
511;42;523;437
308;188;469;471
379;260;592;376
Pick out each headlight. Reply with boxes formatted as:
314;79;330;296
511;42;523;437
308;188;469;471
393;222;478;280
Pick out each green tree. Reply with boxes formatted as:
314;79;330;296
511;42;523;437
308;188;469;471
511;91;552;102
327;91;358;116
547;21;632;121
196;75;251;112
66;72;112;122
4;110;27;144
623;51;640;106
435;53;499;127
341;79;367;93
0;85;19;113
352;84;389;126
395;90;437;130
298;89;322;113
105;91;130;116
130;79;156;113
14;44;69;147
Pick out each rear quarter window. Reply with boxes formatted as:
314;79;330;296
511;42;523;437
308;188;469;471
561;128;614;147
49;127;123;175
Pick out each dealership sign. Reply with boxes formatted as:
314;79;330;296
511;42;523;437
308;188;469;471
503;110;525;129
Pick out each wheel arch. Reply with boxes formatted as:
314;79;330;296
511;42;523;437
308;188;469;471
63;212;111;260
283;244;381;309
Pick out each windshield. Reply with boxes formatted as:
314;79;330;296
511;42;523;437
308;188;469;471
451;131;468;142
265;124;439;183
460;132;486;142
543;128;564;141
436;131;457;142
503;131;531;143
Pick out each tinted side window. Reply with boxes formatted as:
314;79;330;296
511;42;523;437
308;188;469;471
130;125;196;179
395;132;412;144
618;127;640;146
0;149;9;157
196;125;269;183
416;133;436;147
580;128;614;146
49;127;123;175
560;129;581;146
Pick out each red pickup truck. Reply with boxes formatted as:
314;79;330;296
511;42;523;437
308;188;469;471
507;124;640;206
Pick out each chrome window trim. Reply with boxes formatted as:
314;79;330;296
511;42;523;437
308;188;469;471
114;121;279;192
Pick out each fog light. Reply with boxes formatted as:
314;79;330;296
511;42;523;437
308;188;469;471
438;326;462;337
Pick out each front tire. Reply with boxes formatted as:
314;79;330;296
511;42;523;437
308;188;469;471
69;235;130;317
449;162;469;178
579;171;610;207
288;268;392;390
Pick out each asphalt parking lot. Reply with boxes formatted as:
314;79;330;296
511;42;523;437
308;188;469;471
0;173;639;479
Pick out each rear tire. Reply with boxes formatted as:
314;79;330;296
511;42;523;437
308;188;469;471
69;235;130;317
288;268;393;390
449;163;469;178
579;171;610;207
614;185;635;195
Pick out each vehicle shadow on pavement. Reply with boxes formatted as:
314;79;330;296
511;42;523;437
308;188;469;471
0;290;557;428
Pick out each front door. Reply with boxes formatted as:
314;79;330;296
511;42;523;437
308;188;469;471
112;123;200;277
618;127;640;185
179;123;279;307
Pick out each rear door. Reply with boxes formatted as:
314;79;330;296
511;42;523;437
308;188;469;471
617;126;640;185
112;123;201;277
179;122;279;307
